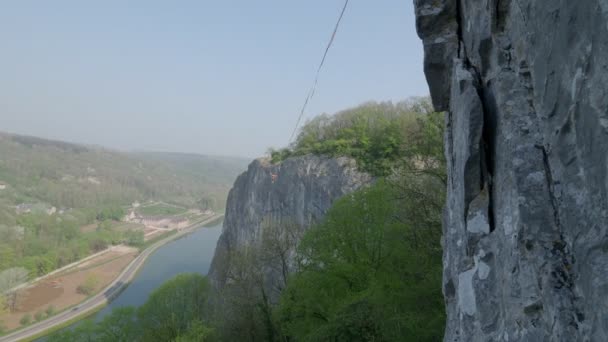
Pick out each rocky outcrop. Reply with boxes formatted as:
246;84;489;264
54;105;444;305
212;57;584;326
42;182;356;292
414;1;608;341
208;155;371;299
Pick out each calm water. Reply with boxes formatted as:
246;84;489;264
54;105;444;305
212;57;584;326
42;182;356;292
39;219;222;339
94;219;223;318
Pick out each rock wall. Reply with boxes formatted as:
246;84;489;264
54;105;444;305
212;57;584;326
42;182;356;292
208;155;371;299
414;1;608;341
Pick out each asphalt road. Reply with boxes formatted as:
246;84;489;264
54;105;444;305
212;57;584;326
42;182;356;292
0;214;222;342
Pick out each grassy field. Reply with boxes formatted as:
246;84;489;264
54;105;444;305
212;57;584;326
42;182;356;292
137;203;187;216
0;248;137;332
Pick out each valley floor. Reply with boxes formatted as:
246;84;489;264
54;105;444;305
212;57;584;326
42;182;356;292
0;247;137;331
0;211;219;335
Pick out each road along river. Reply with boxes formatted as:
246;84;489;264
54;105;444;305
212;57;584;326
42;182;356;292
1;218;223;342
92;218;223;319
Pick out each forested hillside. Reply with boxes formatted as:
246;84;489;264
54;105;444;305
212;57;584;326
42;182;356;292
0;133;247;218
0;132;247;280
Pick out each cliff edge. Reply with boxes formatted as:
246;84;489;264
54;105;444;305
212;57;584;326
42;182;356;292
208;155;371;299
414;0;608;341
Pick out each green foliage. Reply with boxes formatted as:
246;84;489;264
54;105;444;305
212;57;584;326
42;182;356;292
137;274;211;341
0;214;83;277
275;181;445;341
196;196;216;211
20;313;31;326
45;305;56;317
95;307;139;341
138;203;187;216
76;274;99;296
208;99;447;341
269;148;293;164
174;320;214;341
124;230;145;247
47;319;98;342
0;209;160;278
0;295;6;316
211;246;274;341
96;206;125;221
269;101;446;341
34;311;44;322
270;98;436;176
47;274;214;342
47;308;139;342
0;267;29;293
206;220;302;341
0;245;15;273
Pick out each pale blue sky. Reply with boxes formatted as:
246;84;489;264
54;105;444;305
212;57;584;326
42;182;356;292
0;1;427;158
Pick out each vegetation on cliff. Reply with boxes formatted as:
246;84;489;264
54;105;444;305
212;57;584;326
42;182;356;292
269;98;438;177
275;180;444;341
216;97;446;341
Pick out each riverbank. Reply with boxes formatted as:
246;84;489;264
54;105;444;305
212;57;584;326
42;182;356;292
0;214;223;342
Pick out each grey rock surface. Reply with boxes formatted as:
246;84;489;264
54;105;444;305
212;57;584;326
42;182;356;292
414;0;608;341
208;155;371;300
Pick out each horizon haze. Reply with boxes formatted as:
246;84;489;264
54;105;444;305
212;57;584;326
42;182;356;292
0;1;427;158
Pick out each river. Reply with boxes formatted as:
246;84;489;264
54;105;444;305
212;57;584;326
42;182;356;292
38;219;223;339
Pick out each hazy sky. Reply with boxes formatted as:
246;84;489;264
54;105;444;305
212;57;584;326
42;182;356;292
0;1;427;158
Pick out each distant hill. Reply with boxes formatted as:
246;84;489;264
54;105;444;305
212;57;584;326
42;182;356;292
0;131;248;226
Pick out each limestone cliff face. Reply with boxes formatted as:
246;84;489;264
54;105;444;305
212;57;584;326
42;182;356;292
208;155;371;298
414;1;608;341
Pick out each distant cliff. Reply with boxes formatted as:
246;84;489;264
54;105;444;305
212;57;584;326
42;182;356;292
208;155;372;298
414;0;608;341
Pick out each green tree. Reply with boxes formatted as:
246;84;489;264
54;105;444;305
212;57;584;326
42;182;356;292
196;197;216;211
97;220;113;231
0;267;29;293
96;306;138;341
0;267;29;312
34;311;44;322
73;320;99;340
47;329;77;342
33;256;54;277
271;99;435;177
45;305;55;317
20;313;31;326
124;230;145;247
97;206;126;222
276;181;445;341
0;244;16;271
174;320;214;342
214;247;273;341
260;219;302;294
77;274;99;296
137;273;211;341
